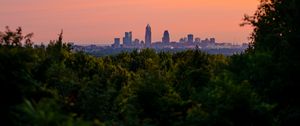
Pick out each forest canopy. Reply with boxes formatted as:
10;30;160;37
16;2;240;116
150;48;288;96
0;0;299;125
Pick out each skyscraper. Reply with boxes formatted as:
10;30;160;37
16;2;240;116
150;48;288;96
210;38;216;44
179;38;187;43
123;31;132;46
113;38;120;48
145;24;152;48
195;37;201;43
187;34;194;44
162;30;170;44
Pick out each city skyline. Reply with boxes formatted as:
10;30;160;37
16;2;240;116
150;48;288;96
0;0;259;44
115;25;218;44
110;24;230;50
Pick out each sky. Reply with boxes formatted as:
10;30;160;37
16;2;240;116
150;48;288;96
0;0;260;44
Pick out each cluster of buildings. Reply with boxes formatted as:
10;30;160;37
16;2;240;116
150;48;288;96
112;24;152;48
111;24;240;49
71;24;249;56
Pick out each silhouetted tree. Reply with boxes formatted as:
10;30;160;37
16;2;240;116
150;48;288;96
0;26;33;47
238;0;300;125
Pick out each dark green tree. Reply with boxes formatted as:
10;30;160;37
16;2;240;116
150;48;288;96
236;0;300;125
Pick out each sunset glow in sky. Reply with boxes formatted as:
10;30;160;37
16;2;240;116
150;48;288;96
0;0;260;44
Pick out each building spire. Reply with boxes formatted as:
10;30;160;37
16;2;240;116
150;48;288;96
145;24;152;48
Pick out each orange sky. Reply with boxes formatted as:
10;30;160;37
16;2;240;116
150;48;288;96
0;0;260;44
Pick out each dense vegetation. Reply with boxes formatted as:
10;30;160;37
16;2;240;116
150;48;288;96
0;0;299;125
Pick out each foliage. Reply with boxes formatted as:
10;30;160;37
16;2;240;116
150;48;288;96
1;1;299;125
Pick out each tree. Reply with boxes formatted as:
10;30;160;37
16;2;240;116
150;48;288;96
0;27;38;125
239;0;300;125
0;26;33;47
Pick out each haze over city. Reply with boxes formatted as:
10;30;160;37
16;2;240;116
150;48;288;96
0;0;259;44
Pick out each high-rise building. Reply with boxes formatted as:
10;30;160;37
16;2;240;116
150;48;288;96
123;32;132;46
210;38;216;44
112;38;120;48
179;37;187;43
187;34;194;43
141;40;145;47
162;30;170;44
195;37;201;43
145;24;152;48
133;39;140;45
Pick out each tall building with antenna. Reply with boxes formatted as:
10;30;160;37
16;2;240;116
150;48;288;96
145;24;152;48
